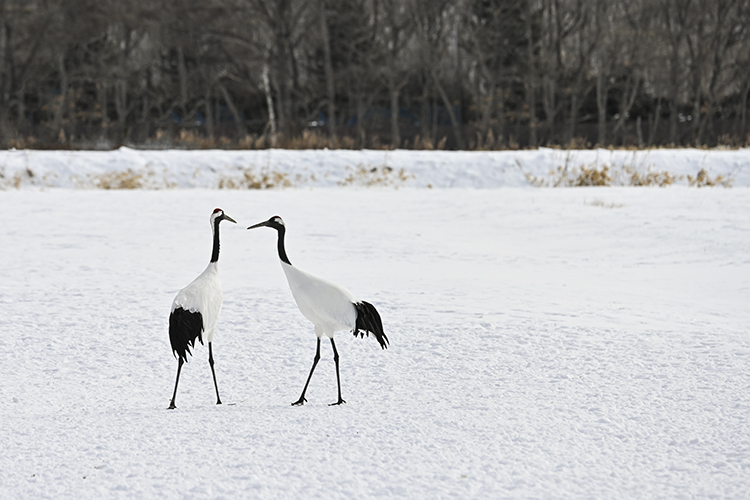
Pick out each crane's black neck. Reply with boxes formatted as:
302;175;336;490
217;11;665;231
275;226;291;265
211;219;221;263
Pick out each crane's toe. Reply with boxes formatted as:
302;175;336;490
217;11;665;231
291;397;307;406
328;398;346;406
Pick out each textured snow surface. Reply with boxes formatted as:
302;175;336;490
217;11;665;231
1;146;749;189
2;185;750;498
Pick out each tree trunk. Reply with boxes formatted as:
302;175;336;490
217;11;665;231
98;82;108;131
668;99;678;144
691;79;702;145
115;79;127;141
319;0;336;140
542;76;556;144
0;18;10;146
648;97;662;146
389;83;400;148
478;77;494;144
355;88;366;147
204;93;214;141
525;2;538;147
740;79;750;141
431;95;439;145
566;93;579;146
219;83;243;136
613;75;641;144
177;46;188;117
596;71;608;145
54;54;68;144
262;63;277;146
420;75;430;145
636;115;643;147
431;70;464;149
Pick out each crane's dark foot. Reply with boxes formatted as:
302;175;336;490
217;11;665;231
329;398;346;406
216;399;222;405
291;397;307;406
168;402;177;410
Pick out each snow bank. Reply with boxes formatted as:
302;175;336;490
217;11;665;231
1;147;749;189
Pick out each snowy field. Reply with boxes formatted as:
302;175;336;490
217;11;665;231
1;149;750;498
1;146;749;188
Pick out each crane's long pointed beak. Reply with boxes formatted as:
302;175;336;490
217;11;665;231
247;221;267;230
223;215;237;224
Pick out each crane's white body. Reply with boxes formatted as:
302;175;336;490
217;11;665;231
281;261;357;338
171;261;223;343
247;214;387;406
168;208;235;409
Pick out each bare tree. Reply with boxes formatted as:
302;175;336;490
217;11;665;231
239;0;312;138
412;0;465;148
689;0;747;144
537;0;585;144
375;0;414;148
318;0;336;140
461;0;525;147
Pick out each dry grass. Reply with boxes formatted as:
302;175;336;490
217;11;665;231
282;130;356;150
7;122;750;151
524;161;614;187
0;170;26;189
7;136;39;149
171;130;232;149
218;167;293;189
571;165;612;186
173;129;361;151
622;165;680;187
522;159;731;188
94;169;148;189
339;164;415;187
407;135;448;150
687;168;733;188
566;136;592;149
0;166;58;189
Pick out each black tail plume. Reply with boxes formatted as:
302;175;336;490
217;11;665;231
169;308;204;363
353;301;389;349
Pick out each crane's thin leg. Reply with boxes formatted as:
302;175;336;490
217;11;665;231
168;357;184;409
208;342;222;405
293;338;321;406
329;338;346;406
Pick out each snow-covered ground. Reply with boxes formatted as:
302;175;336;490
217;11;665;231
1;149;750;498
1;146;749;189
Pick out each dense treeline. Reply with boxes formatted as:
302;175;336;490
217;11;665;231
1;0;750;150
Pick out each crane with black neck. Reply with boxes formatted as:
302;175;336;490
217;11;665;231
167;208;236;409
248;215;388;406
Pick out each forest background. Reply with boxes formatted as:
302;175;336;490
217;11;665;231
2;0;750;151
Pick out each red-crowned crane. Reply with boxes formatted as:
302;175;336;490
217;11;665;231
168;208;237;409
247;215;388;406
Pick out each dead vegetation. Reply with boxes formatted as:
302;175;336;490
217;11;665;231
94;169;148;189
623;165;679;187
522;159;732;188
339;164;415;187
218;168;294;189
687;168;733;188
0;166;58;189
166;130;365;151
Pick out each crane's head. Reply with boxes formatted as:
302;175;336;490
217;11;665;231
247;215;285;231
211;208;237;226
